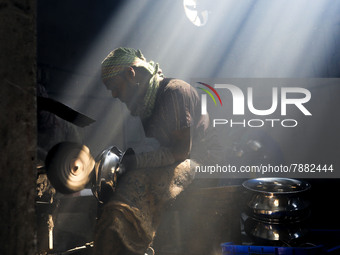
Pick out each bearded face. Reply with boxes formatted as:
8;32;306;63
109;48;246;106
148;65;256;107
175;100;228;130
103;75;147;117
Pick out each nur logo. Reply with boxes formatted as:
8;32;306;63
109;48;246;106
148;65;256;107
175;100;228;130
197;82;312;117
197;82;223;115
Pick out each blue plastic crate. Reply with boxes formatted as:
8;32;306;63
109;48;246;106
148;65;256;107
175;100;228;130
221;243;325;255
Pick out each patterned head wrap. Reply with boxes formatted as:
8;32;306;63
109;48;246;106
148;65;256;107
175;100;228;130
102;47;158;80
101;47;164;120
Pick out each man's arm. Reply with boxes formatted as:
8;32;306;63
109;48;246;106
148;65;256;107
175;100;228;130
135;127;191;169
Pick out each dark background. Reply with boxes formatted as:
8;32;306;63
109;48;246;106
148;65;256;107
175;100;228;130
36;0;340;250
2;0;339;254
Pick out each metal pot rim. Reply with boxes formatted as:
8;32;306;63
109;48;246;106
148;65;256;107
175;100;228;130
242;178;311;195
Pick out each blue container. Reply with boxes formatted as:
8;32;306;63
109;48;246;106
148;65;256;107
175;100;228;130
221;243;325;255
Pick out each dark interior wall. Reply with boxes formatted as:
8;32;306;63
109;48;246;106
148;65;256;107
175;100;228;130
37;0;116;69
0;0;37;254
36;0;130;155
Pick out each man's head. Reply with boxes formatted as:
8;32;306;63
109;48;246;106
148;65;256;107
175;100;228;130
101;48;155;80
101;47;160;116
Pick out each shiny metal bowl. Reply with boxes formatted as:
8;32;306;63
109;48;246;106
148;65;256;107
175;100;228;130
242;178;311;221
244;216;309;242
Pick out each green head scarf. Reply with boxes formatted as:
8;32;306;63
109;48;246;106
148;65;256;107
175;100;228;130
101;47;163;120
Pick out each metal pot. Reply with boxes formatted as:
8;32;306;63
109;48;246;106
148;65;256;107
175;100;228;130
244;216;309;243
242;178;311;222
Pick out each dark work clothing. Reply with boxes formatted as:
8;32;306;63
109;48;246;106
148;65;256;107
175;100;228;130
143;78;208;146
135;78;221;168
94;78;222;255
94;160;197;255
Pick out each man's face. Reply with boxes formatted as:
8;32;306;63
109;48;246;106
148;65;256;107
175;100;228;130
103;75;144;116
